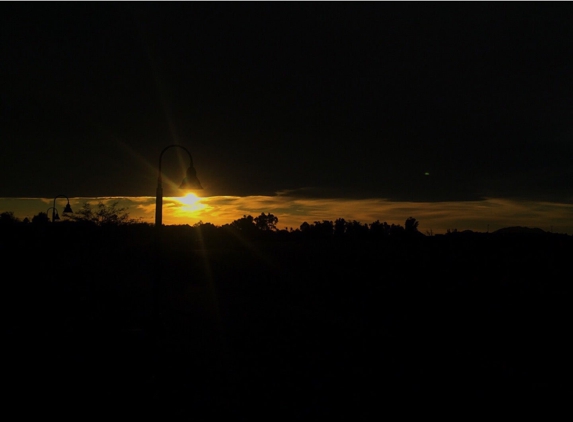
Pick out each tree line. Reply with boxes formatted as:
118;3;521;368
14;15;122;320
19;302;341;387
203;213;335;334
1;201;420;234
1;201;569;241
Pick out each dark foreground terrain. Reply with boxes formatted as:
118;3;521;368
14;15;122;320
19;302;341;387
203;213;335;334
2;223;573;417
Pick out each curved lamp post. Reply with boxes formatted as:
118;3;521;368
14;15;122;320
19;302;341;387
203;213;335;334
47;207;60;221
51;194;73;223
155;145;203;227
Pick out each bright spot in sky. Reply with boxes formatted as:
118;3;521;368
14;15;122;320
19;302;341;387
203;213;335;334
174;192;206;214
424;172;430;176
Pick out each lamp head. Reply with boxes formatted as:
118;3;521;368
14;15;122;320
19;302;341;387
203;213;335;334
179;165;203;190
53;210;60;221
63;203;73;214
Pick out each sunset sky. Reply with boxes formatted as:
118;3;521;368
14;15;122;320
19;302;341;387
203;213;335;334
2;3;572;233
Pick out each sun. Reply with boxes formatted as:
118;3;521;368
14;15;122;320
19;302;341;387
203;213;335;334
175;192;206;213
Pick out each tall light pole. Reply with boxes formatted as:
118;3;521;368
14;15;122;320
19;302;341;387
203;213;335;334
149;145;203;400
152;144;202;332
51;194;73;223
155;145;203;228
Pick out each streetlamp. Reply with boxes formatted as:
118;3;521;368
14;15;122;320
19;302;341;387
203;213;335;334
152;145;202;344
51;194;73;223
47;207;60;221
150;146;204;394
155;145;203;227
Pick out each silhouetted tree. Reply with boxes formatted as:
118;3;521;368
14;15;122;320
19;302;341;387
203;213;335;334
369;220;388;238
193;221;218;231
190;221;220;244
230;215;257;232
334;218;346;237
405;217;420;234
310;220;334;239
0;211;20;225
32;212;50;225
369;220;407;238
254;212;278;231
345;220;369;239
65;201;133;226
388;223;405;236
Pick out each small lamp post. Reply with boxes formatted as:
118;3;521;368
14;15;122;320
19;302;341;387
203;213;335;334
155;145;203;227
47;207;60;221
51;194;73;222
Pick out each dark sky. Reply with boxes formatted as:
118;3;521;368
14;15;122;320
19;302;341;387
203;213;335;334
2;2;572;202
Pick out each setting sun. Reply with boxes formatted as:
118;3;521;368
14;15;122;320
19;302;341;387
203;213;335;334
173;192;206;214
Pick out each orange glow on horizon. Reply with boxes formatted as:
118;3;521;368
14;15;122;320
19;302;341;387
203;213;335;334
1;196;573;235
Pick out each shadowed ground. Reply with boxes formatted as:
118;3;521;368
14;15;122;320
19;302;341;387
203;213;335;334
3;224;572;417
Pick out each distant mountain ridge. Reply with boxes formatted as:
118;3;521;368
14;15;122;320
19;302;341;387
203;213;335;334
440;226;568;238
493;226;548;235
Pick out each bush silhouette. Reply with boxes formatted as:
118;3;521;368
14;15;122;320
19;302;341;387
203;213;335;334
64;201;135;226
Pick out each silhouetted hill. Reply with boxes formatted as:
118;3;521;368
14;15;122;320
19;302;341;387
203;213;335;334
493;226;548;235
